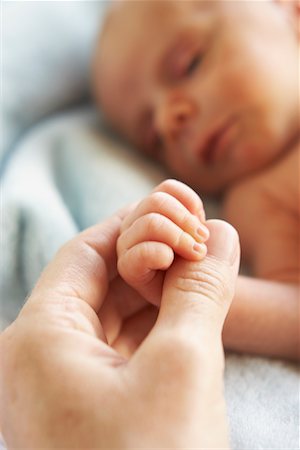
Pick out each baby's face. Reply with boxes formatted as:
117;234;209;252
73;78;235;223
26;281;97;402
95;0;299;193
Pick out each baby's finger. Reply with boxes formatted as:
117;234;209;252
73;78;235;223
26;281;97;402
120;191;209;243
118;241;174;305
153;179;205;221
118;213;207;261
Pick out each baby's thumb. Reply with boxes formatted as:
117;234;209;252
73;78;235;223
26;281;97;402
157;220;240;340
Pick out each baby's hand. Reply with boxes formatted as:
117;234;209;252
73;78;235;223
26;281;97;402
117;179;209;306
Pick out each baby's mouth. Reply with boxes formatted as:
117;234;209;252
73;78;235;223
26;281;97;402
195;117;238;166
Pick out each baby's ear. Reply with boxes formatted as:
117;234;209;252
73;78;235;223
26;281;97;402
274;0;299;37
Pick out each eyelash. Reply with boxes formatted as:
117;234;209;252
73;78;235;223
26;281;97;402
184;53;202;77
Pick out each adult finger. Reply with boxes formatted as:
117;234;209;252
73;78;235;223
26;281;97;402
157;219;240;337
133;220;240;369
127;222;238;448
27;207;131;314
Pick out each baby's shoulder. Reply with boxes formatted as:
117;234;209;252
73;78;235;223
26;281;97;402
222;174;268;254
222;171;271;223
262;143;299;209
224;143;299;217
222;144;299;275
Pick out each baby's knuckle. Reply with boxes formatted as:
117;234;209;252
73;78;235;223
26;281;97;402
117;254;128;279
190;194;203;216
157;178;178;191
120;215;131;233
148;191;169;210
145;212;164;234
174;229;190;248
116;234;125;255
139;241;155;260
197;196;204;211
181;209;192;227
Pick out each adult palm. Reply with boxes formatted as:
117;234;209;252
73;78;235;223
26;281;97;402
0;209;239;449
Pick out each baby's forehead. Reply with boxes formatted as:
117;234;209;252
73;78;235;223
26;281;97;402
99;3;181;103
103;0;227;59
102;0;198;74
106;1;180;42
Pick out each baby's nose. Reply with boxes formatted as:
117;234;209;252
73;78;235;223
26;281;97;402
156;96;197;140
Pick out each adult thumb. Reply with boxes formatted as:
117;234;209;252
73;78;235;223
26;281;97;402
129;220;239;449
156;219;240;339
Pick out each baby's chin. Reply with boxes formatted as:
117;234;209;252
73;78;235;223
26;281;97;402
175;171;228;196
177;159;263;195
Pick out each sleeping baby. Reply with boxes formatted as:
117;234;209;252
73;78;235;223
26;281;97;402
93;0;299;360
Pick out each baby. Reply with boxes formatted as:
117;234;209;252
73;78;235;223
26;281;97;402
93;0;299;360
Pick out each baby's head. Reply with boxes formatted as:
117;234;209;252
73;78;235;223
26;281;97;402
93;0;299;193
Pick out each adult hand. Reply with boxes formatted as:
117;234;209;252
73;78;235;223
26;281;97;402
0;210;239;449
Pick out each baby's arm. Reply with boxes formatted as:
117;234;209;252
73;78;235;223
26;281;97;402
117;179;209;306
223;276;299;360
223;149;299;361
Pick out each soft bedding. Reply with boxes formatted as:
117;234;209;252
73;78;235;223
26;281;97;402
1;2;298;449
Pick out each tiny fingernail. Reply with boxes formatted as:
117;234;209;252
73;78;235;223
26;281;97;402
197;208;206;222
197;225;210;240
193;242;207;255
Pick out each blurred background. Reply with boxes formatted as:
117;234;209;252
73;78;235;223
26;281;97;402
2;1;105;163
1;1;166;327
